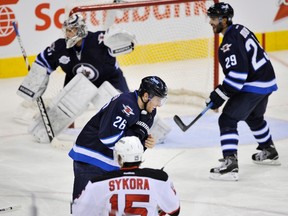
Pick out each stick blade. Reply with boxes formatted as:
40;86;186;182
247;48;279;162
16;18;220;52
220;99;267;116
173;115;188;132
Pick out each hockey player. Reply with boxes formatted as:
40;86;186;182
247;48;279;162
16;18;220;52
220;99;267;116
18;12;132;98
69;76;168;200
16;13;136;141
72;136;180;216
206;2;280;181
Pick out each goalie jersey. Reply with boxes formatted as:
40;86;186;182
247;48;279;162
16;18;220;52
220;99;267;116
68;91;156;171
218;24;277;96
72;167;180;216
35;31;129;92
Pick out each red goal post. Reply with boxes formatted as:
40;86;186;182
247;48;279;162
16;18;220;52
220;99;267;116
66;0;219;105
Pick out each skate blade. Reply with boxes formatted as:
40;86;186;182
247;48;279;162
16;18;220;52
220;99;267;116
253;159;281;166
209;171;239;181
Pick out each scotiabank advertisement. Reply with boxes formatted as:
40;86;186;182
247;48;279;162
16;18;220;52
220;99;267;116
1;0;67;57
0;0;287;62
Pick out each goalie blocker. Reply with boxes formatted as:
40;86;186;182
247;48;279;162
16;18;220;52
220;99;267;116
17;62;49;101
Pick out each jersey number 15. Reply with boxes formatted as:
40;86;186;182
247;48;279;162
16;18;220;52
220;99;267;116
109;194;149;216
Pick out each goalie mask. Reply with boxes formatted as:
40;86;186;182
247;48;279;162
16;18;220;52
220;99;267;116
113;136;144;164
62;13;88;49
138;76;168;107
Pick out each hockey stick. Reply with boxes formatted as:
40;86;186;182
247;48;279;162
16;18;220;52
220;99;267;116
12;21;55;142
0;205;21;213
161;150;185;170
173;102;213;132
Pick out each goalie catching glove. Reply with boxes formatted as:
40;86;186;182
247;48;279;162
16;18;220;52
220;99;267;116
103;27;136;57
206;85;229;109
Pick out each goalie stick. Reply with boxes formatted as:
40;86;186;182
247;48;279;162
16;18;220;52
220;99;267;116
12;21;55;142
173;102;213;132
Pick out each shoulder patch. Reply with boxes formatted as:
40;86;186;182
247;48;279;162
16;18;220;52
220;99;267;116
122;104;135;117
240;27;250;38
98;32;105;44
220;43;232;53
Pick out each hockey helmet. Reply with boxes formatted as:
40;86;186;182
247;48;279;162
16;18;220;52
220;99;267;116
114;136;144;164
62;13;88;48
138;76;168;98
207;2;234;20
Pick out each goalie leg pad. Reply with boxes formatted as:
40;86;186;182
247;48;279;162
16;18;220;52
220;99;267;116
17;62;49;101
91;81;120;111
149;116;172;144
29;73;98;143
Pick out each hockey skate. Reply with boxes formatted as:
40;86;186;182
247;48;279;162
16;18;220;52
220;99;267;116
209;155;239;181
252;145;281;166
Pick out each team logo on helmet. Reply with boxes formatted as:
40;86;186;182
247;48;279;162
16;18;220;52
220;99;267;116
122;104;135;117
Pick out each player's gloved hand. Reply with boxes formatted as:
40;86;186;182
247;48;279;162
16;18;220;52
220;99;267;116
206;85;229;109
131;110;152;140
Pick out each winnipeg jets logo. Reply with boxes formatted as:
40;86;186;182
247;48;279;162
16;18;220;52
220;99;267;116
73;63;99;81
122;104;135;117
220;43;232;53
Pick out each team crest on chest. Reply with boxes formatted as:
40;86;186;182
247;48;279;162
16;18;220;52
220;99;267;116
220;43;232;53
122;104;135;117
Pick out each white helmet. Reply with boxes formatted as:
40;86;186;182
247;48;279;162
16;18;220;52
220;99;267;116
62;13;88;48
114;136;144;164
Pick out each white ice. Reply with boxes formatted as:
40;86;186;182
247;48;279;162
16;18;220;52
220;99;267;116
0;51;288;216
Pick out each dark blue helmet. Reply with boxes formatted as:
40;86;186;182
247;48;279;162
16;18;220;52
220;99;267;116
138;76;168;98
207;2;234;20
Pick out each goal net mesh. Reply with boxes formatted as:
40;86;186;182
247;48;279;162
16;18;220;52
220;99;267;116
65;0;218;105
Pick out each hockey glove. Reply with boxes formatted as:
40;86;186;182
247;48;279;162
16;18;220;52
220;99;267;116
206;85;229;109
131;110;152;141
17;62;49;101
104;27;136;57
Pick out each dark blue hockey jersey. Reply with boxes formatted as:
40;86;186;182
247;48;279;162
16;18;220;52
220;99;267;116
219;24;277;95
35;31;129;92
68;91;156;171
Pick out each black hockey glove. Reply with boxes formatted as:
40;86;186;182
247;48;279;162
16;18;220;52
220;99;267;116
131;110;152;140
206;85;229;109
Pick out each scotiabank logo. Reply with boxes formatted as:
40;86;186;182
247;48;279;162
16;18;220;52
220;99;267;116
0;0;18;46
274;0;288;21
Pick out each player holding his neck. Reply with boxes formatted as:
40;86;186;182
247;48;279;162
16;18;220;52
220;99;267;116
72;136;180;216
206;2;280;181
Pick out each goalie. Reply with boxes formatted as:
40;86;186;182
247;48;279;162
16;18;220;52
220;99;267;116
16;13;137;142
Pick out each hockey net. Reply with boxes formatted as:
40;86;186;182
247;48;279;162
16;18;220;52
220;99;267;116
15;0;219;143
66;0;219;106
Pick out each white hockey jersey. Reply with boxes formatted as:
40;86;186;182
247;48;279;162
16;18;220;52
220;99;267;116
72;167;180;216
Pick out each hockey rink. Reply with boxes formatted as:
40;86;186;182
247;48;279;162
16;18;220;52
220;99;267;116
0;50;288;216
